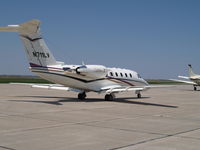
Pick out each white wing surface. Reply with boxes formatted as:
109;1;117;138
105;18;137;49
170;79;196;85
101;86;149;94
178;76;190;80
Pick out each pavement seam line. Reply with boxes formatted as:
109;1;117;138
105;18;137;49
0;146;16;150
78;123;167;136
110;127;200;150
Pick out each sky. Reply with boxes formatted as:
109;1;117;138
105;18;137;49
0;0;200;79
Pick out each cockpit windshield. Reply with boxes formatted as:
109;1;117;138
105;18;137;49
137;74;142;78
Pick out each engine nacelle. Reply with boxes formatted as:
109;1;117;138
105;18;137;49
76;65;108;78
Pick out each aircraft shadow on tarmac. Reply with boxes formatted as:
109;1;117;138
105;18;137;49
9;96;178;108
183;89;200;91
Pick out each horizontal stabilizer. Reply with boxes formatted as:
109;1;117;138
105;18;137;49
0;25;19;32
0;20;40;35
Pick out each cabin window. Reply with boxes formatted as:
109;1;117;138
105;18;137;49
115;72;118;77
125;73;128;77
110;72;113;76
129;73;132;78
120;73;123;77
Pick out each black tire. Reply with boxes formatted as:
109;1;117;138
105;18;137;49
78;93;86;100
75;67;81;74
105;94;113;101
137;93;141;98
194;86;197;91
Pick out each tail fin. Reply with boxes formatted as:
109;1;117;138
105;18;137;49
188;64;196;77
0;20;59;67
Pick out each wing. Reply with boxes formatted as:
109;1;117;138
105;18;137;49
101;85;148;94
178;76;190;80
145;85;174;88
10;83;82;92
170;79;197;85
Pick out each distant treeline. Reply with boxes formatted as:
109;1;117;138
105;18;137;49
0;75;182;84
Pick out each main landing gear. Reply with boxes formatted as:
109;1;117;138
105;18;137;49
105;93;115;101
78;91;142;100
194;86;197;91
104;92;142;101
78;92;86;100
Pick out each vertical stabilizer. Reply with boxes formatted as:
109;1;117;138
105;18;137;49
188;64;196;77
0;20;59;67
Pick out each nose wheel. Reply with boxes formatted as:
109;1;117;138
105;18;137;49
78;92;86;100
194;86;197;91
136;91;142;98
137;93;141;98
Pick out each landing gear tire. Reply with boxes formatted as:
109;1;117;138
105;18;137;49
136;91;142;98
137;93;141;98
78;92;86;100
194;86;197;91
105;94;114;101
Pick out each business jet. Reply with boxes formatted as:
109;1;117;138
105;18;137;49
171;64;200;91
0;19;151;100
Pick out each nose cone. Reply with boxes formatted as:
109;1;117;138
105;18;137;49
142;78;149;86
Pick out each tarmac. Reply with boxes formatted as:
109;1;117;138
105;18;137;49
0;84;200;150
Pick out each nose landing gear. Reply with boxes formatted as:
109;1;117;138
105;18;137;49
194;86;197;91
137;93;141;98
136;91;142;98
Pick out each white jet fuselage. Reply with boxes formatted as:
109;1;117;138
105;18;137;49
30;64;148;92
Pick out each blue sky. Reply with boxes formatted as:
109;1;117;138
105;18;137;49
0;0;200;79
